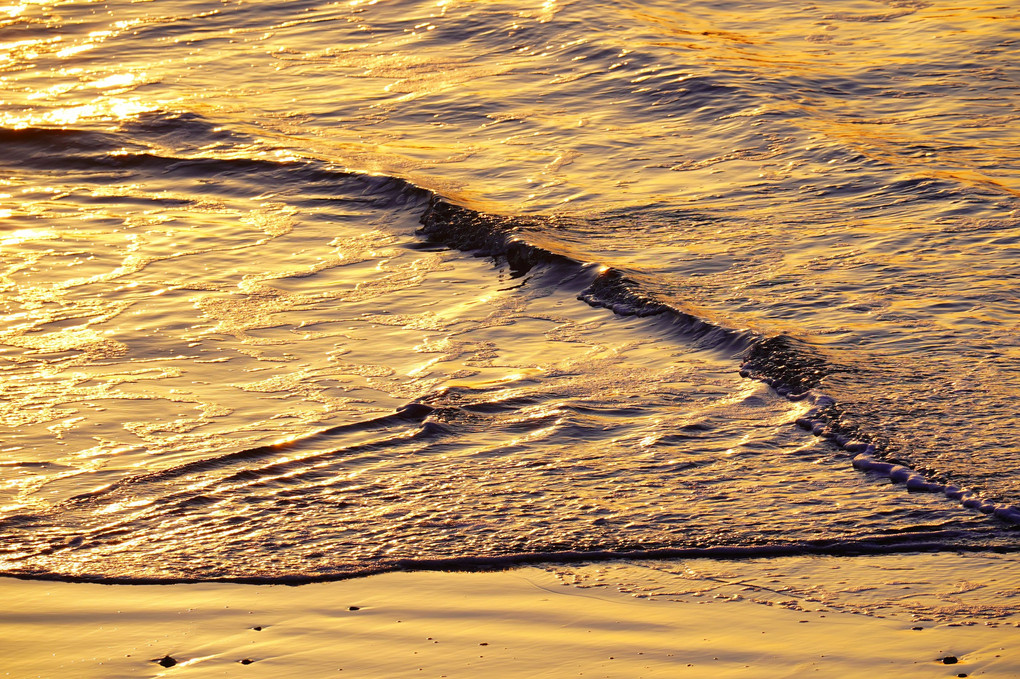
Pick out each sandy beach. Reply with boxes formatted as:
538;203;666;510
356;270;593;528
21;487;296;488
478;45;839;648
3;551;1018;678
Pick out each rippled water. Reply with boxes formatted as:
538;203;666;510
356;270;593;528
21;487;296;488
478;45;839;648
0;0;1018;582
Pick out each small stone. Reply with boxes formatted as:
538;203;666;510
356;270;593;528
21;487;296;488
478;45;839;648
941;656;959;665
239;658;255;665
911;626;923;631
155;655;177;668
252;626;263;631
348;606;360;611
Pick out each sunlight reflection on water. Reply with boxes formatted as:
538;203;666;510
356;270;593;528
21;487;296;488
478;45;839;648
0;0;1017;580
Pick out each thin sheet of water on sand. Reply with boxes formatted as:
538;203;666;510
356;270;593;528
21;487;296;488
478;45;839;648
2;552;1018;678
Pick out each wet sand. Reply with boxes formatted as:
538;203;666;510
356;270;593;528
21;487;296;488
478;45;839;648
3;552;1018;678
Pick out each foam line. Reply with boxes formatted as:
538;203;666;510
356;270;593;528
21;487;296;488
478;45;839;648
1;532;1011;586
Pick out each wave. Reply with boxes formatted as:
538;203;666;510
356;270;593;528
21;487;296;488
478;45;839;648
0;119;415;204
416;197;1020;528
54;403;438;508
2;113;1017;586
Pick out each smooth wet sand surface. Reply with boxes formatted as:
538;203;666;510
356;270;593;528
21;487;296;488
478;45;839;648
3;552;1018;678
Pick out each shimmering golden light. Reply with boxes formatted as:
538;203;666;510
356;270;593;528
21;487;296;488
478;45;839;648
55;43;95;59
0;98;154;128
0;228;57;246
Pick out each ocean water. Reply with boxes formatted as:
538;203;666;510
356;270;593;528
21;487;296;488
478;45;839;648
0;0;1018;582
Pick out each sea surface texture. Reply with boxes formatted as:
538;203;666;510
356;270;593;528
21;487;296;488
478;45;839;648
0;0;1018;582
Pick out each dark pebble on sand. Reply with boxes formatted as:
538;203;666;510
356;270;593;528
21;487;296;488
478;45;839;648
239;658;255;665
349;605;360;611
957;674;968;678
252;626;263;631
941;656;959;664
155;655;177;668
911;626;923;630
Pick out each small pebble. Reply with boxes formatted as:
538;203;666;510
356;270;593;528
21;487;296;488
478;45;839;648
252;626;263;631
941;656;959;665
348;606;360;611
155;655;177;668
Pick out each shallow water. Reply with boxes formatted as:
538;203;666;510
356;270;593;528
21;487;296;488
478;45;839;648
0;0;1017;581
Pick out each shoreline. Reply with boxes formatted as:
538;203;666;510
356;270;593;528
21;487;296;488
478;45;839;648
3;551;1018;678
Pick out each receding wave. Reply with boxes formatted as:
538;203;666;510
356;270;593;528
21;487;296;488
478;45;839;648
0;110;1017;585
